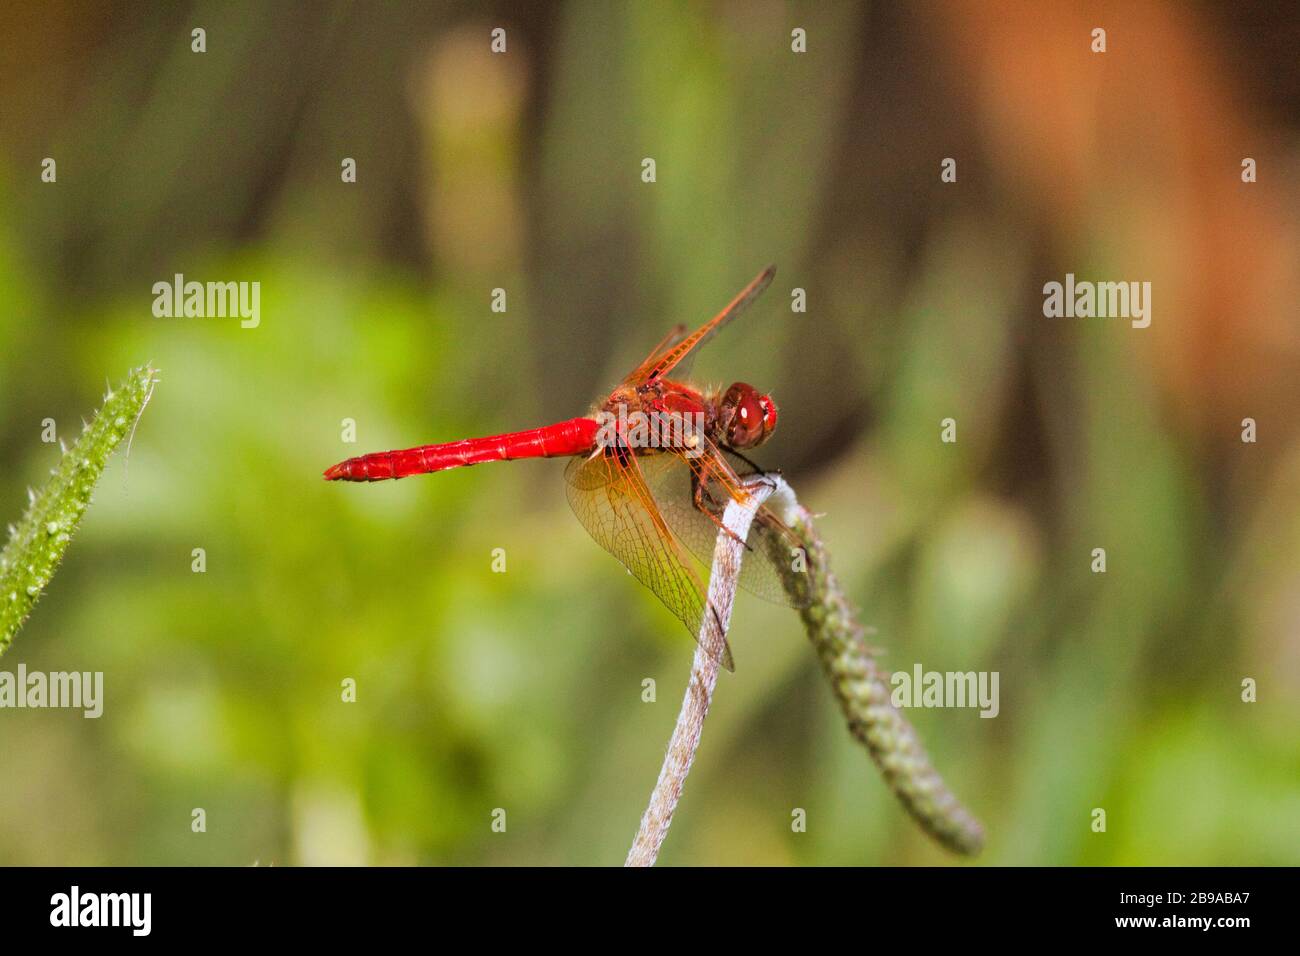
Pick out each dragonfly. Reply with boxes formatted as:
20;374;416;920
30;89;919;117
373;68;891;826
324;265;807;670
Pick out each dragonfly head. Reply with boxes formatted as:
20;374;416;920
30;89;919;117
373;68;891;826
719;382;778;450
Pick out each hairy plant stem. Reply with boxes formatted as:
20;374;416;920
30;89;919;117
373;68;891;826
625;474;983;863
764;484;985;856
0;365;158;656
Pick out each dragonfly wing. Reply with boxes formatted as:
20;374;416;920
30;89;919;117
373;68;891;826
564;452;735;671
629;265;776;385
638;451;811;609
626;323;688;384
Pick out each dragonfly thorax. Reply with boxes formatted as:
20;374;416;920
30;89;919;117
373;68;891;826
594;379;777;453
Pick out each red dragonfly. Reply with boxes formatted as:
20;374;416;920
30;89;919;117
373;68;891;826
324;266;806;670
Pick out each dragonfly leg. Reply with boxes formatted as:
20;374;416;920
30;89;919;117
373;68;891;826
690;472;751;550
720;445;781;480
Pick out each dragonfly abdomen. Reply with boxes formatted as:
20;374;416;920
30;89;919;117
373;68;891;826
323;417;599;481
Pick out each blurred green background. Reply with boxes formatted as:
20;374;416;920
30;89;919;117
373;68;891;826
1;1;1297;865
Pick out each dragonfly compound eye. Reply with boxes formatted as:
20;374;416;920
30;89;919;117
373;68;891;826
722;382;773;449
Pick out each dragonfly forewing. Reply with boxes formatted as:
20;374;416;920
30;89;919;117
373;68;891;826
564;452;735;671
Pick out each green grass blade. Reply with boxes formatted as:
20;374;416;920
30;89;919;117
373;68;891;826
0;365;158;656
